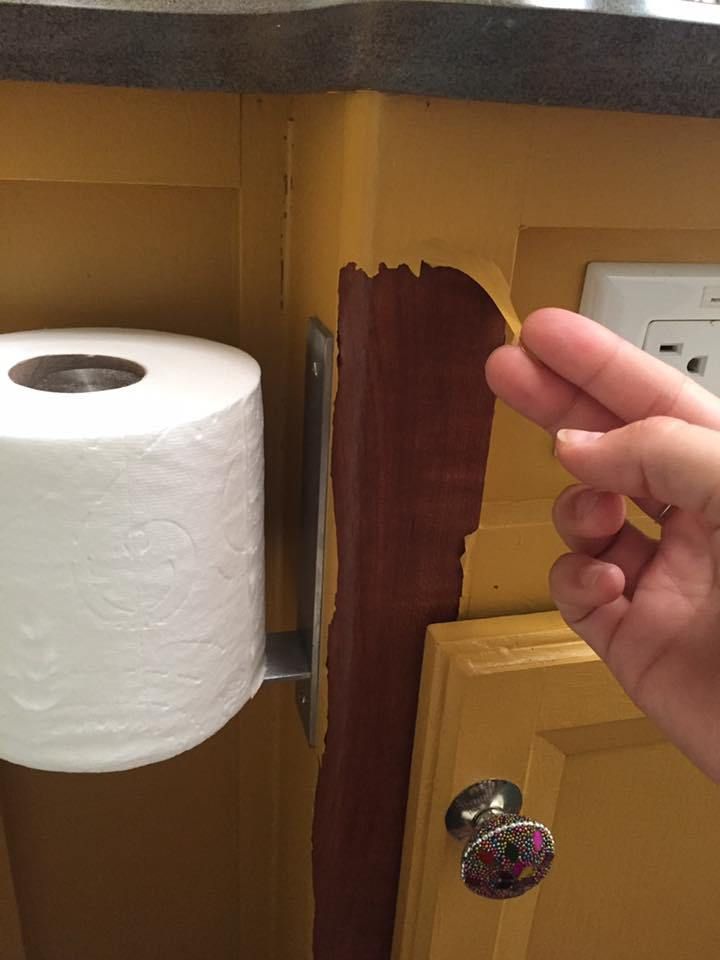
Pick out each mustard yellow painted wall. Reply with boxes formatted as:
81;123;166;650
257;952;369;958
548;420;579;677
288;93;720;625
2;80;720;960
0;80;293;960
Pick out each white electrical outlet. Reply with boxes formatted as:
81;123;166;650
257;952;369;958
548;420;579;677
580;263;720;396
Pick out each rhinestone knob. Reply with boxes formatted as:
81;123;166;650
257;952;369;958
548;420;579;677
445;780;554;900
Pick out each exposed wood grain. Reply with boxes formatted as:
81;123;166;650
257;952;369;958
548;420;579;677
0;801;25;960
312;262;505;960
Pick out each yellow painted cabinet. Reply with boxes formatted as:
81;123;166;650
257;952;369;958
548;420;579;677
393;611;720;959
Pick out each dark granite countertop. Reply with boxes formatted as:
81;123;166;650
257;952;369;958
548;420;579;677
2;1;720;117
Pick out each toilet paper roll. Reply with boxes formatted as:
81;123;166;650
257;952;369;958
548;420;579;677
0;328;265;772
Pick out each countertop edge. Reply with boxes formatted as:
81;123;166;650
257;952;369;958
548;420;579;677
1;2;720;118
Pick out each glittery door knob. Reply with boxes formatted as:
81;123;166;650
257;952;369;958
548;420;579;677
445;780;555;900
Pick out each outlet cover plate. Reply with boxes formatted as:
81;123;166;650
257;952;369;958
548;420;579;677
580;262;720;347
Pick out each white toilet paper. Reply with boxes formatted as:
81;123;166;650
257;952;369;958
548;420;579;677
0;328;265;772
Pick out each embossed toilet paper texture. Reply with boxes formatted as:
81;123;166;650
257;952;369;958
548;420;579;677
0;329;265;772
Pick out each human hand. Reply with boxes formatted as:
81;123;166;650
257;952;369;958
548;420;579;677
486;308;720;781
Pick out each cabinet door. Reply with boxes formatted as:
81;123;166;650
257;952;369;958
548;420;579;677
393;611;720;960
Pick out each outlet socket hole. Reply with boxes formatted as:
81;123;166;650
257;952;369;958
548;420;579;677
660;343;682;354
687;356;708;375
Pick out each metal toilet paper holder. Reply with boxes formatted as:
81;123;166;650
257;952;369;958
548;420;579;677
262;318;332;746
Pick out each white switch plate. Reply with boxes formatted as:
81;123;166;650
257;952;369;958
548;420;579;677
580;263;720;395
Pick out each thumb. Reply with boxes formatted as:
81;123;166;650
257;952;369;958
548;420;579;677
555;416;720;524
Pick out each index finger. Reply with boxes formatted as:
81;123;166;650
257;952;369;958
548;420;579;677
521;308;720;430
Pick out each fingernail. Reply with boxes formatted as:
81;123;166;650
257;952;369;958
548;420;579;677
556;429;605;446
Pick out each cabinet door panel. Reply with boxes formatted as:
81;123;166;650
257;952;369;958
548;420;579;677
393;611;720;960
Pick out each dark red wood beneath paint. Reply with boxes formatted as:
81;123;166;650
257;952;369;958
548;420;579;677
312;262;506;960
